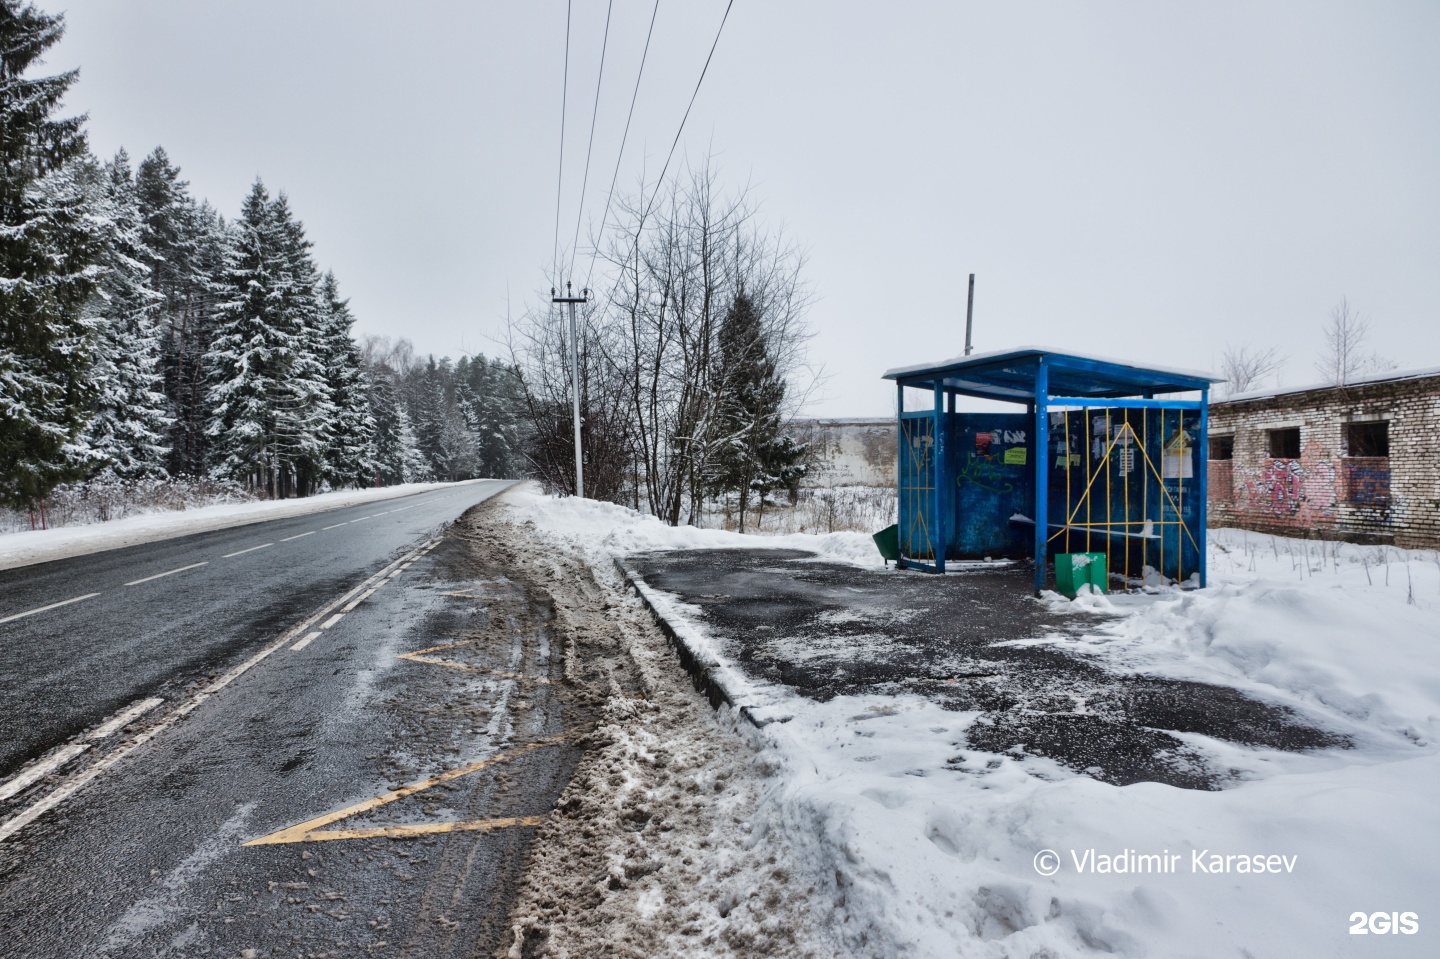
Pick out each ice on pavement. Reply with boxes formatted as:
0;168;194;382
505;485;1440;957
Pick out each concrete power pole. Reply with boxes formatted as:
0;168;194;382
552;282;589;498
964;273;976;356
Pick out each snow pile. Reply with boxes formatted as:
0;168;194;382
0;479;490;571
504;488;1440;957
508;485;884;571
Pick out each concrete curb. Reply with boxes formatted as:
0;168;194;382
615;559;789;728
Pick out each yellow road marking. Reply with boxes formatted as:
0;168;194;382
243;734;566;846
396;652;552;684
287;815;546;843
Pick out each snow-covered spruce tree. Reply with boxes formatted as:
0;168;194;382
317;271;374;487
0;1;107;511
205;181;333;497
460;353;526;478
271;193;334;496
413;356;450;480
706;293;807;531
136;146;225;477
365;364;407;485
79;150;172;481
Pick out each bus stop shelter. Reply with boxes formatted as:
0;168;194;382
883;347;1221;594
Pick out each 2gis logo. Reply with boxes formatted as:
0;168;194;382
1348;911;1419;935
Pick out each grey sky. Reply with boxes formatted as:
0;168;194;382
51;1;1440;416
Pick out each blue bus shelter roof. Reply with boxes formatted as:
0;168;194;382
883;346;1221;402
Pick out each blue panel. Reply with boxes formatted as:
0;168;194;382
944;413;1033;559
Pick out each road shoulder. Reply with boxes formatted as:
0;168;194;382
480;497;846;959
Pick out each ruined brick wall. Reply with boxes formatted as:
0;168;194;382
1208;375;1440;548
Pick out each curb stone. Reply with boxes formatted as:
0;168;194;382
614;559;792;729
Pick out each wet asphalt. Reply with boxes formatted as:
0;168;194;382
0;483;591;958
628;549;1346;790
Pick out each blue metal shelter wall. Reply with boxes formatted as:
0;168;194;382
898;412;940;561
1046;407;1203;585
945;413;1033;559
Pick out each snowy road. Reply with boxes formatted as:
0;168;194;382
0;485;619;958
0;480;510;779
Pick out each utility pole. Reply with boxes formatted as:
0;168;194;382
964;273;976;355
552;282;589;498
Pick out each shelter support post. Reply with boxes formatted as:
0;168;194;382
1198;387;1209;588
1033;360;1049;595
896;381;905;571
933;381;946;573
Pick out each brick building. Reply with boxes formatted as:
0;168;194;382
1207;368;1440;548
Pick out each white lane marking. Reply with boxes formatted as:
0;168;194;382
124;562;208;587
340;587;378;613
372;510;390;516
290;631;322;651
0;743;90;803
87;698;164;740
279;531;315;542
320;613;344;630
0;537;441;843
0;592;101;626
223;543;273;558
322;522;349;530
351;515;374;522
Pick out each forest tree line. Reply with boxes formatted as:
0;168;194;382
1;2;525;518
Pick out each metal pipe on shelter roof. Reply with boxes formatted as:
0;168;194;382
964;273;976;355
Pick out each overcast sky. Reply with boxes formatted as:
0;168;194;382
50;1;1440;416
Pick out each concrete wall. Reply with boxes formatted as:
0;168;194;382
1208;374;1440;548
792;418;896;488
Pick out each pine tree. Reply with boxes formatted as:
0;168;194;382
206;180;333;497
136;146;221;477
413;356;450;480
0;1;106;511
269;193;333;495
80;150;172;480
707;294;807;531
366;365;407;485
317;272;374;487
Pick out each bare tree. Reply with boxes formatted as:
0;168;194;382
1315;297;1395;386
1219;344;1284;396
593;159;815;525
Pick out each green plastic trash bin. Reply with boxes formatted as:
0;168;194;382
873;524;900;564
1055;552;1107;598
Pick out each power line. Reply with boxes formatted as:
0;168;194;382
595;0;735;291
583;0;661;293
636;0;734;228
566;0;615;283
551;0;573;284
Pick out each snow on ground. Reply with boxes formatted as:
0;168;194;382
505;485;1440;958
0;479;491;571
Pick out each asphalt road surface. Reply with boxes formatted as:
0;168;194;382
0;481;594;957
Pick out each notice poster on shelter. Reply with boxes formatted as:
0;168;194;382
1004;447;1027;466
1162;431;1193;479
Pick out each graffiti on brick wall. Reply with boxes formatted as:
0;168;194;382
1235;441;1337;526
1342;457;1391;506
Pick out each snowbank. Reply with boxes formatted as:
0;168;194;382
504;488;1440;957
0;479;494;571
